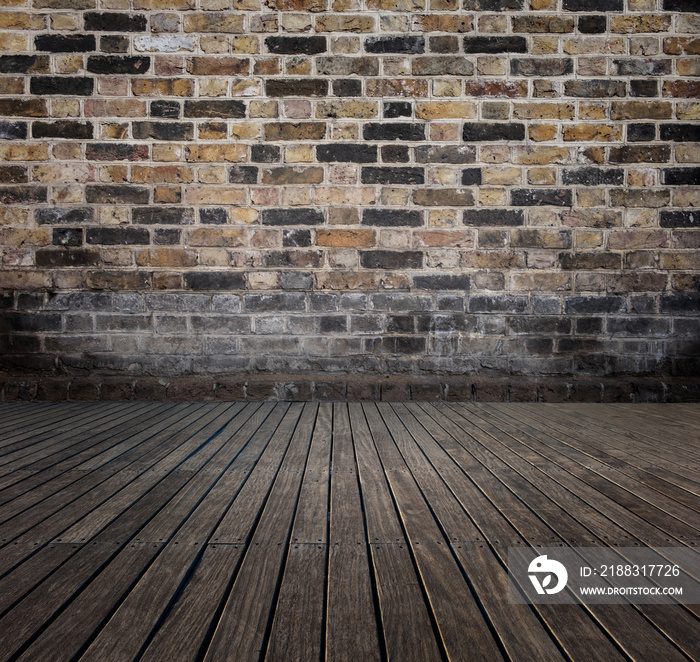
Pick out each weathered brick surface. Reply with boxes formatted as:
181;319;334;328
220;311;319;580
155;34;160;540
0;0;698;401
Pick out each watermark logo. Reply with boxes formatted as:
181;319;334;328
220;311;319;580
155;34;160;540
528;555;568;595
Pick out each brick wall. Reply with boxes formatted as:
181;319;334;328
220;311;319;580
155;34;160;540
0;0;699;402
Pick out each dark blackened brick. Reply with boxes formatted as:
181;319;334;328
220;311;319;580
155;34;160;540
87;56;150;75
87;227;149;245
366;336;426;355
414;274;470;290
464;209;524;226
382;145;409;163
662;169;700;186
365;36;425;54
262;208;324;226
609;145;670;163
154;229;180;245
53;228;83;246
384;102;412;118
578;15;606;33
32;121;93;140
563;0;622;9
468;295;528;313
251;144;281;162
86;185;149;204
660;124;700;142
511;58;573;76
512;189;573;206
0;121;27;140
361;167;424;185
319;316;347;333
86;143;148;161
663;0;700;10
416;314;474;333
283;229;311;247
463;36;527;53
35;34;96;52
614;59;670;76
564;80;626;97
0;166;27;184
461;169;482;185
0;186;47;204
332;79;362;97
84;13;148;32
414;145;476;163
36;248;100;267
429;36;459;53
133;207;193;224
265;36;326;54
317;144;377;163
36;208;94;225
660;211;699;228
184;100;245;118
628;124;655;142
463;123;525;141
229;166;258;184
660;293;700;314
132;122;193;141
262;250;322;268
562;168;624;186
0;55;49;73
151;100;181;118
630;80;658;97
412;57;473;76
0;99;47;117
100;35;129;53
185;272;246;290
364;123;425;141
560;253;620;269
387;315;414;333
564;296;626;314
360;251;423;269
30;77;94;96
362;209;423;227
463;0;523;8
200;208;227;224
266;79;328;97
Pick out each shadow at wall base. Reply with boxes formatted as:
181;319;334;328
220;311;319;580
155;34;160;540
2;374;700;403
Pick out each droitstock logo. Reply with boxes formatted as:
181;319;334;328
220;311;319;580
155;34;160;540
528;555;568;595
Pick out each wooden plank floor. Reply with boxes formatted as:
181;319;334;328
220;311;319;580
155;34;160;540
0;402;698;662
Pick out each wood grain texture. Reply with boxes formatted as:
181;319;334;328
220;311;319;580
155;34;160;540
0;402;697;662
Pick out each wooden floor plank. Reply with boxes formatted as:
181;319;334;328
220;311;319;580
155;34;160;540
0;402;697;662
326;403;383;662
366;403;504;661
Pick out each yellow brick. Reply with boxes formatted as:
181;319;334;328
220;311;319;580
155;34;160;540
0;33;27;50
563;125;623;142
187;229;247;247
0;12;45;29
481;167;521;186
0;229;51;247
513;146;570;165
184;187;247;204
229;208;259;224
416;102;477;120
611;15;671;33
152;144;184;162
285;145;314;162
316;101;378;119
32;164;93;183
185;145;247;162
0;145;50;161
136;249;198;267
513;103;575;120
131;166;194;184
478;189;507;206
184;13;244;32
316;15;375;32
529;125;557;142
